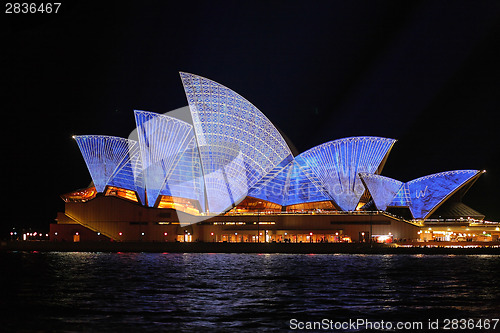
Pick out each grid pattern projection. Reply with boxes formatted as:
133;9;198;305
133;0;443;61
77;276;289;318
74;135;133;193
286;160;332;206
129;142;146;205
359;173;403;211
134;110;194;207
298;137;396;211
197;146;250;213
248;160;294;206
248;158;332;206
159;136;206;212
107;140;146;205
180;72;293;213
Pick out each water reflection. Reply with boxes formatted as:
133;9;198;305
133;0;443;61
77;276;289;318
0;253;499;331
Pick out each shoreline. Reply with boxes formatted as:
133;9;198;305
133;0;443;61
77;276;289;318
1;241;499;254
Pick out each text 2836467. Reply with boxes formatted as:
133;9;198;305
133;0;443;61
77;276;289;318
5;3;61;14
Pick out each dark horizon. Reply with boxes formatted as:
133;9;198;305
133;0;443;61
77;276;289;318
4;0;499;234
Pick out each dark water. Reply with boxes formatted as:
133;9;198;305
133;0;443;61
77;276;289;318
0;252;499;332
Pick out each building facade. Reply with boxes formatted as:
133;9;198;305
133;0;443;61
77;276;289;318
53;73;497;243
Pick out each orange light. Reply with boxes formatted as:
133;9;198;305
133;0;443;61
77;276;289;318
309;232;313;236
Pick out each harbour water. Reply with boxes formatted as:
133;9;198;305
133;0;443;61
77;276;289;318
0;252;499;332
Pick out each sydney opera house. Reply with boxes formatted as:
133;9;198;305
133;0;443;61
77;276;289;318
53;73;497;243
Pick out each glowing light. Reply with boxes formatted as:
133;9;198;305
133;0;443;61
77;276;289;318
134;110;198;207
359;173;402;211
249;158;331;206
298;137;396;210
180;72;293;214
406;170;481;219
70;73;486;221
376;235;393;243
386;170;483;219
74;135;135;193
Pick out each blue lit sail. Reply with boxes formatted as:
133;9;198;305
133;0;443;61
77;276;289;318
298;137;396;211
107;139;146;205
286;158;332;206
405;170;481;220
383;170;483;220
134;110;195;207
180;72;293;213
74;135;133;193
359;173;403;211
248;157;332;206
159;133;206;212
248;159;294;206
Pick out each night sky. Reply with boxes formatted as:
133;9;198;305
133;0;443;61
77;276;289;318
4;1;500;234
